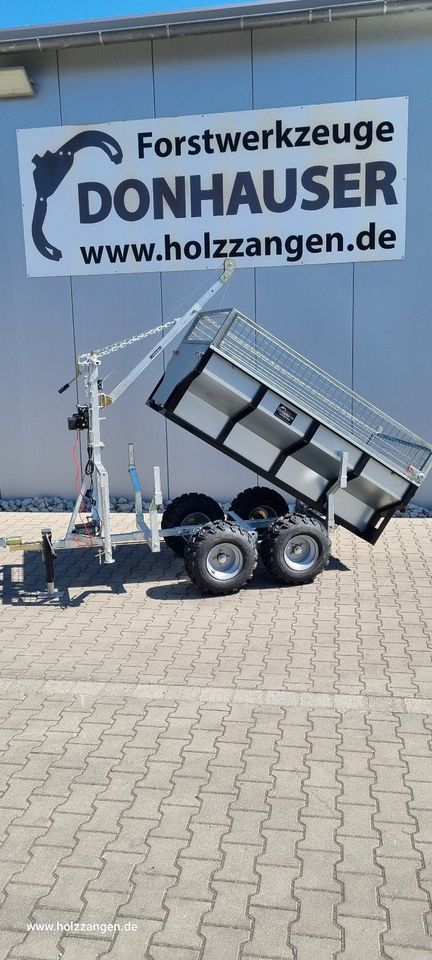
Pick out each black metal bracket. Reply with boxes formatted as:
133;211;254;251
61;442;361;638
269;420;320;477
216;384;267;445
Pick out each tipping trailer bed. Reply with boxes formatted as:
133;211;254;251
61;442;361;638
3;262;432;600
148;308;432;544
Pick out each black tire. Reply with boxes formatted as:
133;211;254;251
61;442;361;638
229;485;288;522
184;520;258;595
260;513;330;585
161;492;224;556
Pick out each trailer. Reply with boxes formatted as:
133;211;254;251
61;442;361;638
2;258;432;597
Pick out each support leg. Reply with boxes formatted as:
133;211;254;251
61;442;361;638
95;462;115;563
148;466;163;552
41;529;57;596
128;442;144;525
326;451;349;537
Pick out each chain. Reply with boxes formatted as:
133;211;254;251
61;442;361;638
93;319;178;359
86;264;231;361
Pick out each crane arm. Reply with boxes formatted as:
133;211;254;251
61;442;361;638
88;258;235;407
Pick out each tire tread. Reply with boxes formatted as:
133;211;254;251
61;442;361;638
229;485;287;520
162;493;224;556
184;520;258;595
261;512;330;585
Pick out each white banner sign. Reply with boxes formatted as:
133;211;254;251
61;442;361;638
17;97;408;277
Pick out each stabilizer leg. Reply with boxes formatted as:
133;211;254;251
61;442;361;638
41;528;61;598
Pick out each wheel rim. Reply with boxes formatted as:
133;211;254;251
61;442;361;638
249;505;279;521
181;512;210;539
206;542;244;581
283;534;319;571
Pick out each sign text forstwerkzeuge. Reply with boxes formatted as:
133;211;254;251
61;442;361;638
17;97;408;276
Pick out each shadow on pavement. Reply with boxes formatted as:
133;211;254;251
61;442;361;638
0;542;350;607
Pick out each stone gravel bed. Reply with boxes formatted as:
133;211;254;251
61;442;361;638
0;494;430;517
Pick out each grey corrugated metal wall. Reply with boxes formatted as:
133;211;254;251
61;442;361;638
1;13;431;503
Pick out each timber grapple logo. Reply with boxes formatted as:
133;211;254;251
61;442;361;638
31;130;123;260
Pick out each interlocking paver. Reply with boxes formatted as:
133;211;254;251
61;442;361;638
215;844;260;884
10;927;65;960
193;792;231;822
152;803;193;839
298;817;340;853
252;864;298;908
152;896;208;949
203;879;255;929
381;896;432;949
0;931;29;960
181;823;224;860
338;872;386;919
120;872;177;918
38;866;100;912
57;938;110;960
13;845;69;887
32;766;81;797
258;829;302;868
338;803;377;837
88;851;146;894
0;825;48;863
168;857;218;901
292;934;340;960
61;830;117;868
301;785;340;819
296;849;340;892
374;791;414;823
380;856;429;901
291;889;342;940
243;906;296;958
200;926;250;960
377;823;421;861
338;916;389;960
0;882;51;930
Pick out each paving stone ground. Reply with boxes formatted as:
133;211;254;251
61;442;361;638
0;512;432;959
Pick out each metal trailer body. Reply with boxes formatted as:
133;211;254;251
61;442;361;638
148;308;432;544
2;261;432;597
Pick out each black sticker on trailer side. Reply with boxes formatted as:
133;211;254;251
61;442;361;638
274;403;297;424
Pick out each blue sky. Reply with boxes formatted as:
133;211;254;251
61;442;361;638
1;0;264;30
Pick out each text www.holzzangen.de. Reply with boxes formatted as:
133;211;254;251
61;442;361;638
80;222;396;267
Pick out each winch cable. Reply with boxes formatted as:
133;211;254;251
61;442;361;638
92;267;226;361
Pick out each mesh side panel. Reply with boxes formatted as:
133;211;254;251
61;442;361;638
186;312;231;342
186;311;432;481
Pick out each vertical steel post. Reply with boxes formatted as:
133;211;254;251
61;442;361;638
87;358;114;563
